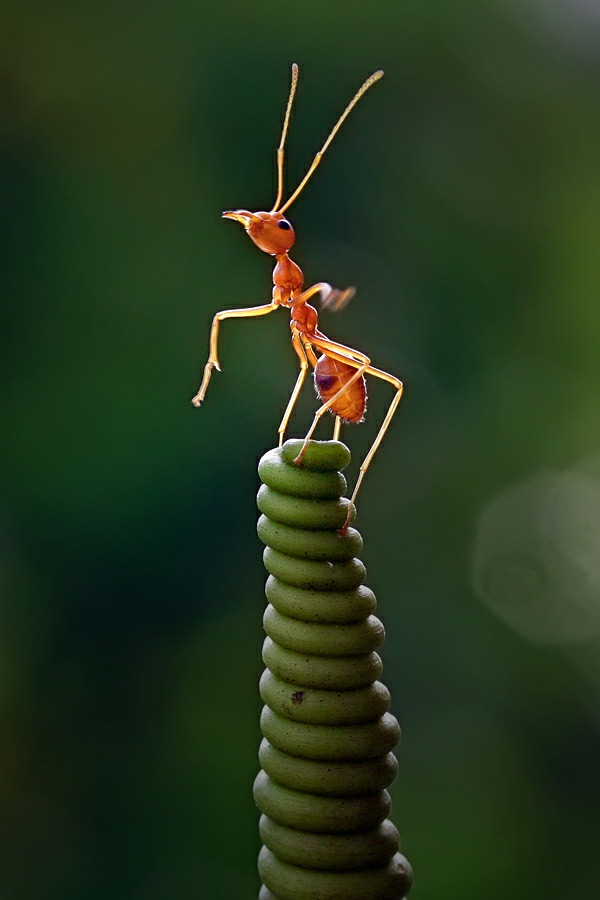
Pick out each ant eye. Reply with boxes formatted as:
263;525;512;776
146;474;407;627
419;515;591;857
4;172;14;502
277;220;291;230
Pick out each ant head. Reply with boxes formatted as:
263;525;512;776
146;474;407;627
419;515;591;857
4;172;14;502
222;209;295;256
221;67;383;259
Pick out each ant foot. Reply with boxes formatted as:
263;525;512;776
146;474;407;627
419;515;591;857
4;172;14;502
292;441;309;466
292;447;308;466
337;506;354;536
191;394;203;407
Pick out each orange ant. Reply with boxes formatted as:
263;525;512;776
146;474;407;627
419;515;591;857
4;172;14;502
192;64;403;532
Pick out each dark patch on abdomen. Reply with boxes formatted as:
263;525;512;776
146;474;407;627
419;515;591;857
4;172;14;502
314;354;367;423
315;372;336;393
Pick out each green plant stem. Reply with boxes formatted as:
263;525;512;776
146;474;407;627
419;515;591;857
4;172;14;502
255;439;413;900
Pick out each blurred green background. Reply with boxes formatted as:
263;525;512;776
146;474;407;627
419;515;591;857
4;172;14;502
2;1;600;897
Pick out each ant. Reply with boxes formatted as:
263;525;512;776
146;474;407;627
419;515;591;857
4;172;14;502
192;64;403;532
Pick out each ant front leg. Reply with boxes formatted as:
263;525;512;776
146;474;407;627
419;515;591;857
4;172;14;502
291;282;356;311
192;301;278;406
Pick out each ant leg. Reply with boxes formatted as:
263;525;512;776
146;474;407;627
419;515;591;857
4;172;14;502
192;301;278;406
293;337;370;463
300;334;318;367
333;416;342;441
297;360;368;452
287;282;329;307
290;283;355;311
296;333;404;531
278;331;310;446
342;365;403;531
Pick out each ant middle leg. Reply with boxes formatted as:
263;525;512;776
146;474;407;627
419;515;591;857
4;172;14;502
278;331;310;446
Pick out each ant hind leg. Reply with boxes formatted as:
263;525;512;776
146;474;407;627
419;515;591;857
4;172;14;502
340;366;404;533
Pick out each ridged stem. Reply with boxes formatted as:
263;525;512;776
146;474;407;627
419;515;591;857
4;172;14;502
255;439;413;900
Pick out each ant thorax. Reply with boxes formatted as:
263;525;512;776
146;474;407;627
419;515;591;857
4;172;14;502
273;254;304;305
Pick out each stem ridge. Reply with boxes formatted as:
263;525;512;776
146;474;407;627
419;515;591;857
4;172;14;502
255;440;413;900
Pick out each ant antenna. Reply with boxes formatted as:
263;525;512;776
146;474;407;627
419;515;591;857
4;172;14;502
272;63;299;213
276;69;384;215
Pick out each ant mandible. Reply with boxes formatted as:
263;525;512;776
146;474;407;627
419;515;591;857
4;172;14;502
192;64;403;532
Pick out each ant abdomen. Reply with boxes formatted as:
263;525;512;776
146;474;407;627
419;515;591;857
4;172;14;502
314;355;367;423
